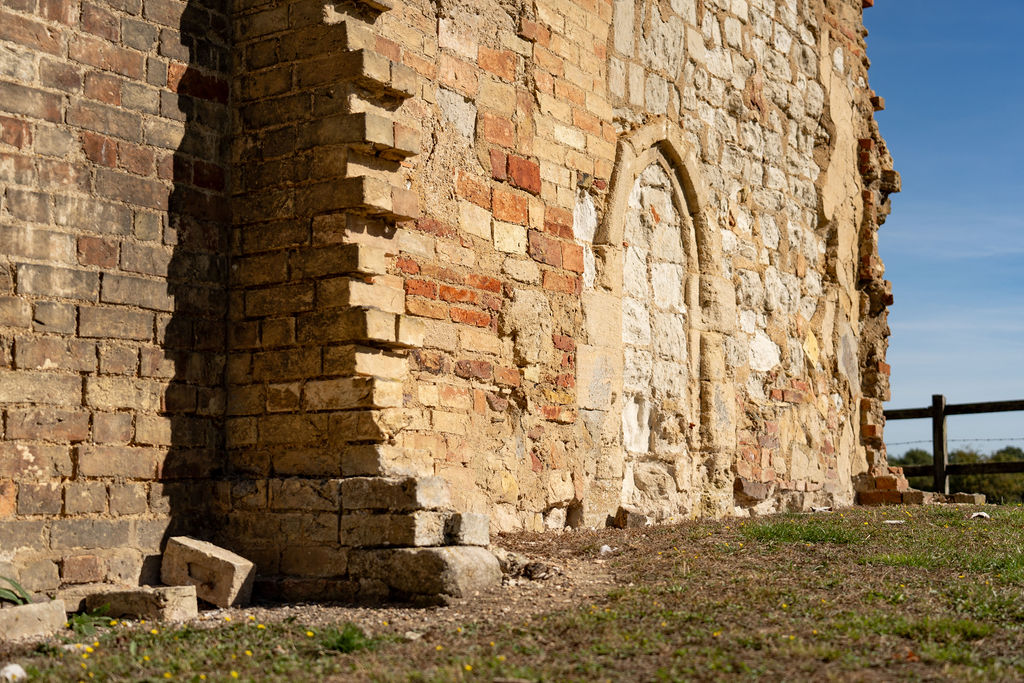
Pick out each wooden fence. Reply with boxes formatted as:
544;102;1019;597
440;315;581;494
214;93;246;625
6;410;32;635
884;395;1024;494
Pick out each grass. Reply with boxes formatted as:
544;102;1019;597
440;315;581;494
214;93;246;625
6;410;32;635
6;505;1024;681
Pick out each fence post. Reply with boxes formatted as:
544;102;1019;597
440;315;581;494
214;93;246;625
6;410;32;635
932;393;948;494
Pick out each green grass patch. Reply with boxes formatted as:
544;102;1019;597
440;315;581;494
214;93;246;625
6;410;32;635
741;516;863;545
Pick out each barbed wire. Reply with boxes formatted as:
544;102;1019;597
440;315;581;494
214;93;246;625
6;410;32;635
886;437;1024;447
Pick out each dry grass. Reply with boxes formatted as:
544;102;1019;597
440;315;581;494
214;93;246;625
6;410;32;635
6;504;1024;681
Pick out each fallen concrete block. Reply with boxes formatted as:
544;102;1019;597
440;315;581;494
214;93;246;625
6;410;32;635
444;512;490;546
0;600;66;642
161;537;255;608
349;546;501;598
84;586;197;622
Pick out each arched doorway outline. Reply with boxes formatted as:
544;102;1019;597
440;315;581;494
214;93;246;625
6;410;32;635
585;117;738;519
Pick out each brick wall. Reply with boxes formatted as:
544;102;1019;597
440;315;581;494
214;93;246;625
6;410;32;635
0;0;230;591
1;0;902;600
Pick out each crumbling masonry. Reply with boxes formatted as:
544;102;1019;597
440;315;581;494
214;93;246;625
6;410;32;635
0;0;904;600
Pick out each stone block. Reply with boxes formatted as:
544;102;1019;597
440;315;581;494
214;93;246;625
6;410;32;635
0;600;66;642
339;511;447;547
444;512;490;546
610;505;650;529
161;537;255;608
341;445;433;478
952;492;986;505
341;476;451;512
349;546;501;597
85;586;197;622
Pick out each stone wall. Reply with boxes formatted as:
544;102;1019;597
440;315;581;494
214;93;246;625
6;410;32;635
1;0;903;599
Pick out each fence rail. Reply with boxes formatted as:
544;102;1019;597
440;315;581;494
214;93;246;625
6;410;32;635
884;395;1024;494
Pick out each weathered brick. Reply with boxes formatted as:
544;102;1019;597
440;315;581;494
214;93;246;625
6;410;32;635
64;481;108;514
61;554;106;583
0;371;81;406
18;482;63;515
0;443;72;478
76;444;159;478
80;306;154;340
6;408;90;442
492;187;529;224
16;264;99;300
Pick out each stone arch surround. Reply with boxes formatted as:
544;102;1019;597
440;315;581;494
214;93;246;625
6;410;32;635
578;119;739;523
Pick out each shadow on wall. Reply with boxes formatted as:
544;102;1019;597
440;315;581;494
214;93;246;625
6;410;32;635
156;0;232;579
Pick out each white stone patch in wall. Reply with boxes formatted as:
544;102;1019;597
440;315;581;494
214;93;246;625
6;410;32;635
640;5;685;78
622;297;652;346
436;88;476;139
832;46;844;74
652;312;686;358
670;0;697;24
623;347;653;392
764;266;799;314
622;394;651;453
759;215;780;249
624;246;649;299
573;190;598;289
749;330;780;371
652;262;685;313
738;309;756;334
652;359;688;398
735;269;763;309
613;0;635;56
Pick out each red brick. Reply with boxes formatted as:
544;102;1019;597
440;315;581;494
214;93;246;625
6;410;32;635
405;279;437;298
40;0;74;24
858;490;902;505
450;307;490;327
61;554;105;584
82;132;116;166
438;54;478;96
82;2;119;41
0;9;62;54
489;149;507;181
477;48;514;83
528;230;561;267
572;108;602;136
396;256;420;274
0;481;14;518
518;19;550;47
456;171;490;208
375;36;401;62
69;35;145;79
492;187;528;224
454;359;492;380
481;113;514;147
542;270;579;294
495;366;521;386
545;206;573;238
480;293;502;310
508;156;541;194
556;373;575;388
84;71;121;105
118;141;155;175
562;243;584;273
555;79;585;106
0;116;32;149
439;285;477;304
534;46;563;76
466;273;501;293
552;334;575;351
78;236;119;268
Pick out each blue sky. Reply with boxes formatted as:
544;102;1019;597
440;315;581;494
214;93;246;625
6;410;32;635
863;1;1024;454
